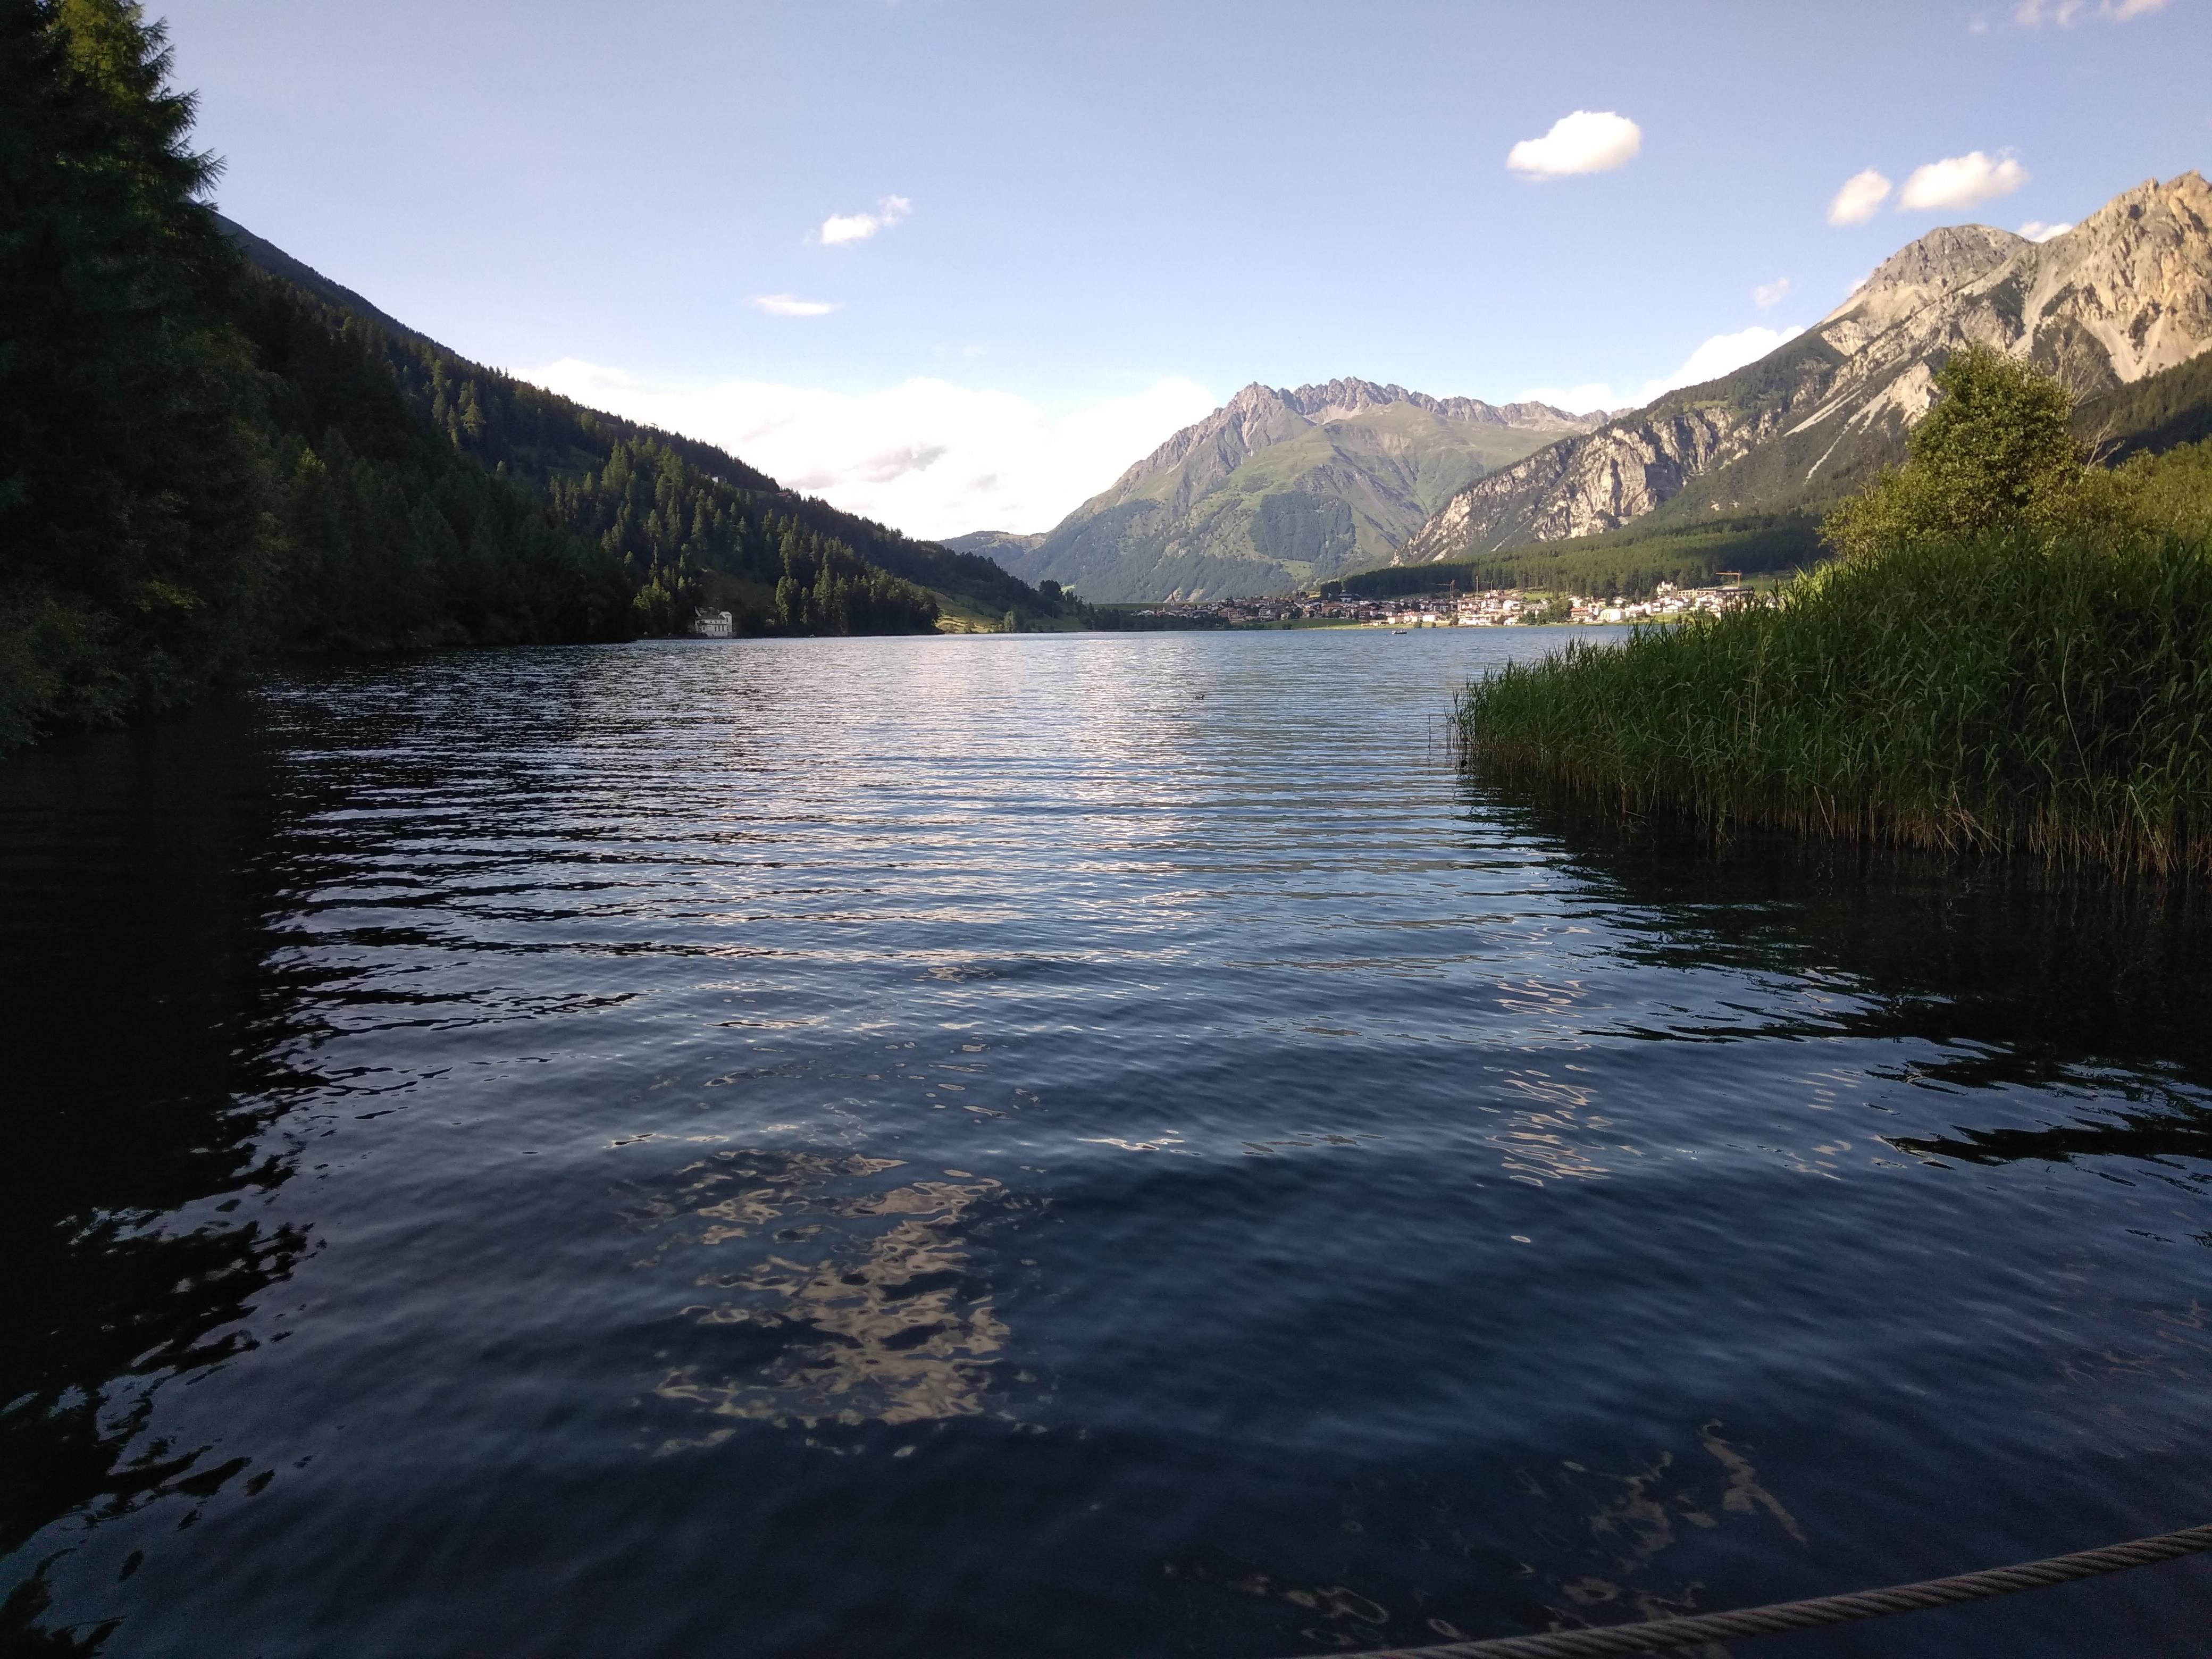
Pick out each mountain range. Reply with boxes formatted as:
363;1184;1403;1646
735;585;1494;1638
232;168;2212;622
1397;171;2212;567
949;382;1601;602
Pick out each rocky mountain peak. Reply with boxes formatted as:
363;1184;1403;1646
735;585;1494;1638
1821;224;2027;338
1104;378;1611;506
1399;170;2212;567
1272;378;1598;429
2003;171;2212;382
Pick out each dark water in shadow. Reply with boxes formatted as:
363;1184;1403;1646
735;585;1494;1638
6;630;2211;1657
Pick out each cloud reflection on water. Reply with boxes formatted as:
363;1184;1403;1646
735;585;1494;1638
641;1149;1027;1432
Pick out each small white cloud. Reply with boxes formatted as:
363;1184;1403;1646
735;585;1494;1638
849;443;946;483
1753;276;1793;309
2017;220;2073;242
753;294;840;317
2014;0;2165;21
1847;270;1872;295
1505;111;1641;179
819;214;876;246
1828;169;1892;226
521;362;1218;540
1898;151;2029;212
818;194;912;246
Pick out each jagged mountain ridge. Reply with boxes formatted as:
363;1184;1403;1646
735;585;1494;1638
1399;171;2212;564
958;379;1602;602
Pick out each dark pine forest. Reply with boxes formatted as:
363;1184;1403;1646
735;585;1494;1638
1;0;1071;748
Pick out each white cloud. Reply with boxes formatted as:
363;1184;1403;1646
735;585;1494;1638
1645;326;1800;398
1518;324;1802;415
1752;276;1792;309
2013;0;2166;22
753;294;840;317
2017;219;2073;242
524;361;1217;540
1827;169;1892;225
1898;151;2029;212
1505;111;1641;178
818;194;912;246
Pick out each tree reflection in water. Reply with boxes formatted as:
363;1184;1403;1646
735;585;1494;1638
1;706;313;1632
1471;778;2212;1164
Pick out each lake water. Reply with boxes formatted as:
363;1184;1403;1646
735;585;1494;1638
8;629;2212;1658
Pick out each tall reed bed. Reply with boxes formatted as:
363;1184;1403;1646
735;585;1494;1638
1456;537;2212;880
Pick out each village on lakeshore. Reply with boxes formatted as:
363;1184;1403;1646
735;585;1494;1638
1126;579;1761;630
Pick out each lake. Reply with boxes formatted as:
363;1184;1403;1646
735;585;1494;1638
7;628;2212;1657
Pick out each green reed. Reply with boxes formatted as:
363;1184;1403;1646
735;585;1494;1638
1456;535;2212;880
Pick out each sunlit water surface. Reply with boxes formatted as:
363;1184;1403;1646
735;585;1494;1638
8;629;2212;1657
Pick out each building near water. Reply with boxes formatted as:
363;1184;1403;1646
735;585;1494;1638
691;608;734;639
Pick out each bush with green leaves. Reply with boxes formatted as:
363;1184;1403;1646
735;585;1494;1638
1821;345;2086;558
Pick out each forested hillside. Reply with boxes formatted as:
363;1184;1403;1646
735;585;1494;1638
2076;347;2212;462
1;0;1068;747
237;268;939;643
1339;515;1822;603
222;217;1051;632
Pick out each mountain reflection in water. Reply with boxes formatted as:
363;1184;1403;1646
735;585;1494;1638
6;631;2212;1659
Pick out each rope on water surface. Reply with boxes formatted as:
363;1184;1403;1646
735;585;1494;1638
1293;1520;2212;1659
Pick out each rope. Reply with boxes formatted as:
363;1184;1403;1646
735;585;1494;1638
1296;1520;2212;1659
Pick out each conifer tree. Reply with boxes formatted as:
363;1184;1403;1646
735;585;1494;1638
0;0;271;743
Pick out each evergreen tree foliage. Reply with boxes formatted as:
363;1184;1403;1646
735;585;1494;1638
1;0;1053;748
217;228;958;638
546;438;939;636
1;0;270;745
236;275;635;650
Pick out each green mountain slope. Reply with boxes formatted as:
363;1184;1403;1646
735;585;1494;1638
956;380;1599;602
1340;514;1824;604
2076;347;2212;461
220;217;1066;634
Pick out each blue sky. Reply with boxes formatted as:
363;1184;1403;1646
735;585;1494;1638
163;0;2211;537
